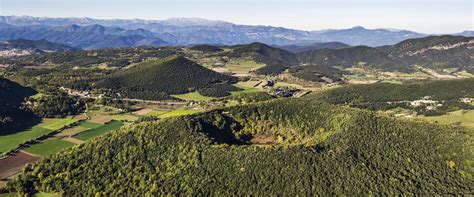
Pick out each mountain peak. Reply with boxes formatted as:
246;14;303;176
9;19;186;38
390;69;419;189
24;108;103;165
351;26;366;30
161;17;231;26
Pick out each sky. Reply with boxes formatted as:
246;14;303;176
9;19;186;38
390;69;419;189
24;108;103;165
0;0;472;33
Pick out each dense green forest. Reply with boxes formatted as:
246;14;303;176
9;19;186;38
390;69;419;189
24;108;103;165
0;77;40;135
95;56;239;100
28;89;85;118
190;44;223;52
225;92;275;103
0;47;178;68
7;95;473;195
312;78;474;115
288;64;350;82
296;46;409;72
0;39;78;52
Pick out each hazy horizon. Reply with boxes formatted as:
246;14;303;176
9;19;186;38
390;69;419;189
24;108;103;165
1;0;473;34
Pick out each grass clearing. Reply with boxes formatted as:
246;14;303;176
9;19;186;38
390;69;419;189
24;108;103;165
145;110;168;117
274;82;304;89
132;108;153;116
39;117;78;131
34;192;57;197
112;114;140;122
158;108;200;118
230;84;261;95
23;139;75;157
0;117;78;155
172;92;214;101
420;110;474;129
88;114;113;124
30;93;45;99
0;127;52;155
224;59;266;74
78;121;103;129
73;120;124;141
55;126;89;137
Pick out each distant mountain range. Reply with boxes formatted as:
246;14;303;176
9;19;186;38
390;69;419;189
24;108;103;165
0;23;167;49
0;15;472;49
297;35;474;73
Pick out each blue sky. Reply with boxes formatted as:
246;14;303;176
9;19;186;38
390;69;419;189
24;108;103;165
1;0;472;33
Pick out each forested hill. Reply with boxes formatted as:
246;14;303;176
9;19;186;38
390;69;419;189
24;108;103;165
227;42;298;75
0;39;78;52
311;78;474;115
0;77;39;134
277;41;350;52
296;35;474;73
297;45;405;71
7;93;473;195
95;56;239;100
190;44;223;52
381;35;474;72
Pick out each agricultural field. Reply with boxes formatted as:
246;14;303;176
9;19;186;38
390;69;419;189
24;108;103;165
420;110;474;129
131;108;154;116
0;151;40;180
55;126;89;137
208;58;265;75
0;127;51;155
172;92;214;101
38;117;79;131
230;84;261;95
73;120;124;141
77;121;103;129
144;110;167;117
111;114;140;122
158;108;200;118
224;59;266;74
0;117;79;155
22;139;75;157
274;81;305;89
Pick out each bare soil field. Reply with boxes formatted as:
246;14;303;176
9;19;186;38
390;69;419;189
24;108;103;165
132;108;153;116
89;115;113;124
73;113;88;121
0;151;40;179
63;137;85;145
56;126;89;137
250;135;278;145
236;80;262;88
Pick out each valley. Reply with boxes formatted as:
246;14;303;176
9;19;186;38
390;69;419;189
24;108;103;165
0;33;473;195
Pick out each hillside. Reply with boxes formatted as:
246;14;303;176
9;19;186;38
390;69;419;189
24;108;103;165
297;46;407;71
0;47;178;68
297;35;474;73
190;44;223;52
0;39;77;52
0;78;39;135
227;42;298;74
288;64;350;83
7;94;473;195
312;78;474;115
95;57;239;100
278;42;350;52
381;35;474;71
